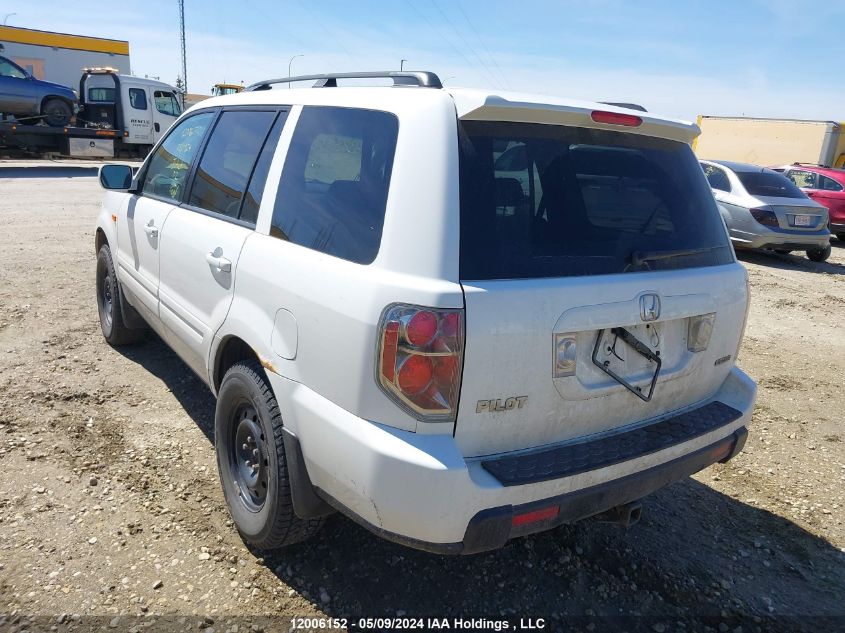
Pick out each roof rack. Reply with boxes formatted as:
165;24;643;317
245;71;443;92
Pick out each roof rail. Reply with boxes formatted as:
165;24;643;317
245;71;443;92
600;102;648;112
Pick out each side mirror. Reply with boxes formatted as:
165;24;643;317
99;164;134;191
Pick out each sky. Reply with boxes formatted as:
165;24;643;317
3;0;844;122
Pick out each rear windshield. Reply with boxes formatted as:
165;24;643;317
736;171;806;199
459;121;734;280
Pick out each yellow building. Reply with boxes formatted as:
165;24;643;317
0;25;130;89
693;116;845;168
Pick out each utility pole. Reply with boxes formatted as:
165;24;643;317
178;0;188;107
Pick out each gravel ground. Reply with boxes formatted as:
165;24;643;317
0;174;843;632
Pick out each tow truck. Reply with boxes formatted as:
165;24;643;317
0;67;181;158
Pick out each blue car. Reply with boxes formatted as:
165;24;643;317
0;55;78;126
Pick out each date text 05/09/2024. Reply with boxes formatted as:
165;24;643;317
290;617;547;630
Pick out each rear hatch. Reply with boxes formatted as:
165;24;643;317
455;112;746;458
736;171;828;231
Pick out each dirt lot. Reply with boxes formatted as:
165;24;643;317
0;172;843;632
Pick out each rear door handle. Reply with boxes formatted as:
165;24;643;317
206;251;232;273
143;221;158;238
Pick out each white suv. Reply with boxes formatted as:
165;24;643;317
94;71;756;554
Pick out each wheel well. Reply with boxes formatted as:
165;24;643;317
214;337;261;391
95;228;107;254
40;95;74;112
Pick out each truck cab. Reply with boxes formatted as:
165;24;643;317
81;68;181;149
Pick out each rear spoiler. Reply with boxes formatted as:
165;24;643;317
451;92;699;144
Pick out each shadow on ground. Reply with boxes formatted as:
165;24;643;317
737;249;845;275
0;166;98;178
116;332;845;630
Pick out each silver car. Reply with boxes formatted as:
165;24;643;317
700;159;831;262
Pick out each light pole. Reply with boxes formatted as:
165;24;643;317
288;54;304;88
3;13;17;25
400;59;407;71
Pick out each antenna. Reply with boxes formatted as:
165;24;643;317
178;0;187;107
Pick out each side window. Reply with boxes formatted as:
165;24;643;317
154;90;181;117
819;174;844;192
129;88;148;110
270;106;399;264
240;112;287;225
0;58;27;79
786;169;818;189
188;110;278;219
141;111;215;202
702;163;731;192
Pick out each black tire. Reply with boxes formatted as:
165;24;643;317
96;244;145;345
41;98;72;127
836;233;845;242
215;360;323;549
806;245;831;262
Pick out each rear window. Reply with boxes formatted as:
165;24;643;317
459;121;733;280
737;171;805;198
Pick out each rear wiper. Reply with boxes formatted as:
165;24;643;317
630;246;722;268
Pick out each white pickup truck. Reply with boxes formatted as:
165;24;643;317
94;71;756;554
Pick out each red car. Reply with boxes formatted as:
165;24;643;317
772;164;845;241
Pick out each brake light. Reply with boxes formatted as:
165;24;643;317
377;304;464;421
750;207;779;227
591;110;643;127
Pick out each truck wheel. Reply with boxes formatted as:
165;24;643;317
806;245;831;262
836;233;845;242
42;98;72;127
96;245;145;345
215;360;324;550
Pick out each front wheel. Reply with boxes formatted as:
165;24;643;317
215;360;324;550
41;98;72;127
806;245;831;262
96;245;145;345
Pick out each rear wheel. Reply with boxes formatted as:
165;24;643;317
96;245;145;345
41;98;72;127
836;233;845;242
806;245;831;262
215;360;324;549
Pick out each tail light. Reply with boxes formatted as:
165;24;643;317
377;304;464;422
750;207;779;227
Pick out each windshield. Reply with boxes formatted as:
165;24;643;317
458;120;734;279
737;171;806;199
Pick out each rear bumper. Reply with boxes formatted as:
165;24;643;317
269;366;756;551
732;230;830;250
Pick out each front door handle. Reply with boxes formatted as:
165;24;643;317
206;250;232;273
144;220;158;238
